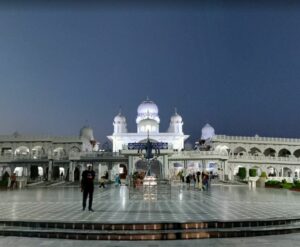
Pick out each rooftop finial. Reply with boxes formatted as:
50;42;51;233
174;107;178;115
118;106;122;115
146;96;149;101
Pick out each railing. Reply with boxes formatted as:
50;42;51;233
229;154;300;163
69;151;125;160
0;154;49;162
128;178;171;200
214;135;300;144
169;150;229;159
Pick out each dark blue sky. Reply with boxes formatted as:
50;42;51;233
1;2;300;144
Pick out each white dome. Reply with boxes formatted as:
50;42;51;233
137;99;158;115
114;113;126;123
201;123;215;140
170;112;182;123
136;98;160;124
80;126;94;141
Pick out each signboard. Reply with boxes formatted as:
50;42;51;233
128;142;168;150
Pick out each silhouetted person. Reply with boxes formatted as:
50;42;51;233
10;173;17;190
81;165;95;212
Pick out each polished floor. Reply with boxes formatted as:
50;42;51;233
0;183;299;223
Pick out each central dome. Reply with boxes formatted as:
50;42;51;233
137;99;158;115
136;98;160;124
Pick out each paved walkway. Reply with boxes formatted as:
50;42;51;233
0;184;299;223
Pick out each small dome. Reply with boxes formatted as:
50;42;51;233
136;98;160;124
80;126;94;140
170;112;182;123
114;113;126;123
201;123;215;140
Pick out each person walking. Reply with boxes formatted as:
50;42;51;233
10;173;17;190
81;164;95;212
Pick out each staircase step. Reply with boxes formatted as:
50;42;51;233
0;218;298;231
0;222;300;240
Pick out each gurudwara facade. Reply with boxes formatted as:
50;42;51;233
1;98;300;185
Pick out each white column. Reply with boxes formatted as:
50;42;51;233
48;160;53;181
163;155;169;179
69;161;74;182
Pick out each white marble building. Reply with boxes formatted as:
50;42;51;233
0;98;300;185
107;99;189;152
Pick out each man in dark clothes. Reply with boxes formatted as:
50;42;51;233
81;164;95;212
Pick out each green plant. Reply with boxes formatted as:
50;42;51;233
237;167;246;179
260;171;267;178
249;169;257;177
281;183;293;189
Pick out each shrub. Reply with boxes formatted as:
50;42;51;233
237;167;246;180
293;182;300;189
281;183;294;189
249;169;257;177
260;171;267;178
0;172;9;187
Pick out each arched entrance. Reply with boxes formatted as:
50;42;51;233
119;164;127;179
74;166;80;181
267;166;278;177
135;159;162;178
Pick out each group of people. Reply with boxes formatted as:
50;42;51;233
180;171;212;190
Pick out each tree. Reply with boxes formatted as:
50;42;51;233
249;168;257;177
238;167;246;179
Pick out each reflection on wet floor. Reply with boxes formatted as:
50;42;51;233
0;184;299;223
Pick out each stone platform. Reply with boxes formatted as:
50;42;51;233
0;184;300;240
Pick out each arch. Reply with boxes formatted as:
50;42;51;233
173;162;184;168
250;166;262;177
267;166;278;177
70;146;80;153
278;148;291;157
293;149;300;158
249;147;262;156
187;161;199;174
74;166;80;182
119;164;128;179
215;145;230;155
283;167;293;177
264;148;276;157
233;165;247;177
38;166;44;177
135;159;162;178
53;147;67;160
32;146;45;159
13;167;23;177
233;146;247;156
14;146;30;157
59;167;65;180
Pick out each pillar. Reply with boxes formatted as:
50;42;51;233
48;160;53;181
163;155;169;179
69;161;74;182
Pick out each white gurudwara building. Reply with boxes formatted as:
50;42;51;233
107;98;189;152
0;98;300;186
